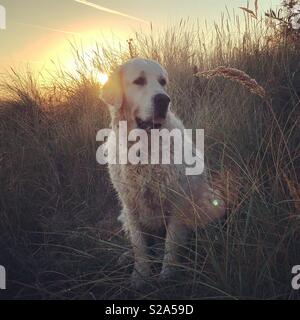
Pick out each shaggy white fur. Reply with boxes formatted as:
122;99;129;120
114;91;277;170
102;58;225;289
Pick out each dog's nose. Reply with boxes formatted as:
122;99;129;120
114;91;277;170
153;94;170;119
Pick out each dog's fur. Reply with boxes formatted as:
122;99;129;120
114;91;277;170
102;58;225;288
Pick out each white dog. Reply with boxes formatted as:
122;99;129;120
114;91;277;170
102;58;225;289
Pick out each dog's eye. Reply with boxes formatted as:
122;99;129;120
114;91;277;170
133;77;146;86
159;78;167;86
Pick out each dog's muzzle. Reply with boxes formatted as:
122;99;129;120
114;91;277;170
136;94;170;130
153;94;170;120
136;117;162;130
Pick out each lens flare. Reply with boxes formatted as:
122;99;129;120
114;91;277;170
97;72;108;85
211;199;220;207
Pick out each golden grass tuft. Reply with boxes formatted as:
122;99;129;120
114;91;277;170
195;66;267;99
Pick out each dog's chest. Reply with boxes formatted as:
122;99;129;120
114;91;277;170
130;165;179;227
110;163;182;228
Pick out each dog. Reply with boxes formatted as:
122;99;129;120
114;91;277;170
101;58;226;289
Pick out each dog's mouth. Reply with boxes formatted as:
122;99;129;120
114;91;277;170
136;117;163;130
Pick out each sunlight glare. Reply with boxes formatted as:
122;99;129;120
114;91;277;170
97;72;108;85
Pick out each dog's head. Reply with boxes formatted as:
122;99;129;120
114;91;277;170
102;58;170;129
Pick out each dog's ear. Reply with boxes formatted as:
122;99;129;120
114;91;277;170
101;67;123;108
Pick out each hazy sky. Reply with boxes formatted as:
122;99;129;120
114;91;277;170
0;0;280;73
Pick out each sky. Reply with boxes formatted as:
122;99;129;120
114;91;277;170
0;0;280;77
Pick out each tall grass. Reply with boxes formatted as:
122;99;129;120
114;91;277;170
0;7;299;299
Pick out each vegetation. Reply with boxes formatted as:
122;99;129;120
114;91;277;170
0;1;299;299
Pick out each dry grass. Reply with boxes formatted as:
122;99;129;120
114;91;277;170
0;3;300;300
196;66;267;99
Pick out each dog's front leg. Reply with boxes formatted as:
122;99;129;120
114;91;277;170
160;215;188;280
128;220;151;289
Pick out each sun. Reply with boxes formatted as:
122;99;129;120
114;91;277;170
59;48;109;85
